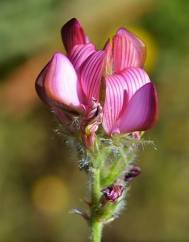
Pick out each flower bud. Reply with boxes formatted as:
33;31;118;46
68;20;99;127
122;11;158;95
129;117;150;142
101;185;124;202
125;165;141;182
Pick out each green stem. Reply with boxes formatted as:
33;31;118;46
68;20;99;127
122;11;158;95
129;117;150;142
91;168;101;205
90;168;103;242
90;220;103;242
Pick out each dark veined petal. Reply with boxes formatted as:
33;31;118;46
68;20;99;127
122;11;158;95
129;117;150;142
44;52;83;110
69;43;96;71
61;18;89;55
120;67;151;100
102;68;150;135
102;74;128;135
105;28;146;74
80;50;105;102
113;83;158;134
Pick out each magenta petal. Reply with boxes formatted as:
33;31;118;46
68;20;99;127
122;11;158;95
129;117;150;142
35;63;52;105
120;67;151;100
80;50;105;101
61;18;89;55
44;52;82;110
113;83;158;134
69;43;96;71
102;74;128;135
111;28;146;73
102;68;150;135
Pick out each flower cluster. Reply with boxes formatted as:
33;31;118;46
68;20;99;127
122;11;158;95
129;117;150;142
35;18;158;148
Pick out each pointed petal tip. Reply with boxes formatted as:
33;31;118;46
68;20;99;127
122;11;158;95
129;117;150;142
61;18;82;32
116;27;145;45
67;17;80;24
51;52;64;61
116;27;127;35
61;18;88;54
61;18;81;31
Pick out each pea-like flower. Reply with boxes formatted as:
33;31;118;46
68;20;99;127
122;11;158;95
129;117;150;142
35;18;158;146
102;28;158;135
35;18;105;146
35;19;159;240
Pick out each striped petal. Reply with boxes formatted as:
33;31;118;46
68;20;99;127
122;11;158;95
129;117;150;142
113;83;158;134
80;50;105;102
120;67;151;100
69;43;96;71
44;53;83;110
105;28;146;74
102;68;151;134
102;74;128;135
61;18;89;55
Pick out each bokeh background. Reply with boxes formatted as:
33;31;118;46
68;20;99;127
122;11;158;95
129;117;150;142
0;0;189;241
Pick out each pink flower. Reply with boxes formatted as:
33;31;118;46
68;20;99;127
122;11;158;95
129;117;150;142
35;18;158;145
35;18;105;146
102;28;158;136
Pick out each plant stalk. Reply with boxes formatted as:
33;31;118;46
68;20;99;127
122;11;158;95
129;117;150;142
90;168;103;242
90;219;103;242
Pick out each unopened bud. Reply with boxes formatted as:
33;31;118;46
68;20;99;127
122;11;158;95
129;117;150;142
125;165;141;182
101;185;124;202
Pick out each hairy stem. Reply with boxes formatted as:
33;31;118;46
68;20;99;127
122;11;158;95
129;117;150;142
90;219;103;242
90;168;103;242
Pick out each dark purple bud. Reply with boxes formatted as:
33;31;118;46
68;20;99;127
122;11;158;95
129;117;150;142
125;165;141;182
101;185;124;202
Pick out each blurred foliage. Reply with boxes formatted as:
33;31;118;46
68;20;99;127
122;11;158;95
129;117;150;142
0;0;189;241
0;0;62;60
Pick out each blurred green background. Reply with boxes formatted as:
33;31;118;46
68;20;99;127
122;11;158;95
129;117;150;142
0;0;189;241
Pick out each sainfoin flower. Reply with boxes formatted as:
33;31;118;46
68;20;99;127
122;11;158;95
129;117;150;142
35;18;105;146
35;18;159;241
35;18;158;146
102;28;158;135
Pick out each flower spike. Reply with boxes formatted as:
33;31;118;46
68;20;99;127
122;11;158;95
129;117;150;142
35;18;159;242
